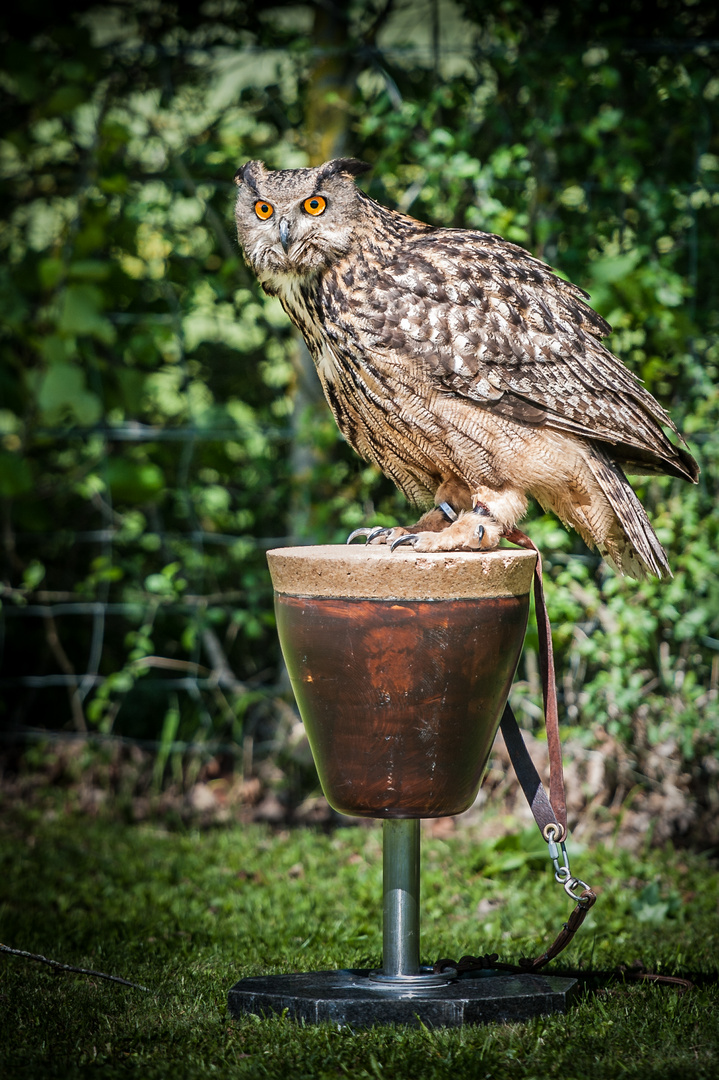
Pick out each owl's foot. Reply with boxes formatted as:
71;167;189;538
390;509;504;553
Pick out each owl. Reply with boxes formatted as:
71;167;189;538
234;157;698;578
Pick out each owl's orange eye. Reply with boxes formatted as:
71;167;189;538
303;195;327;216
254;201;274;220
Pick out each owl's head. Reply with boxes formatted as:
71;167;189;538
234;158;371;285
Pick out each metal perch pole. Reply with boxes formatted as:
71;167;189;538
381;819;420;980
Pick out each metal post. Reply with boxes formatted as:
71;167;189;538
382;818;420;977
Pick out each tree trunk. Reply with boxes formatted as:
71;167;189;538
286;3;355;542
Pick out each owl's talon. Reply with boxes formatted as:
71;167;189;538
390;533;419;551
346;528;374;544
368;526;394;544
475;524;485;544
347;526;395;545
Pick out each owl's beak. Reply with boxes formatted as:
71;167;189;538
278;218;291;253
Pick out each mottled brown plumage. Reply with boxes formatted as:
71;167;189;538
234;157;698;578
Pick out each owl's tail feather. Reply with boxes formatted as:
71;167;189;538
585;448;671;580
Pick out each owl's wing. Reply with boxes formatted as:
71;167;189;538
340;230;697;482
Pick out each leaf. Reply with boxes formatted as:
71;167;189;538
588;249;643;285
22;559;45;589
105;458;165;504
68;260;112;282
46;84;87;115
36;363;102;426
0;451;32;496
57;283;116;344
38;258;65;290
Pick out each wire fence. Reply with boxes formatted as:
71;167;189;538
0;410;296;753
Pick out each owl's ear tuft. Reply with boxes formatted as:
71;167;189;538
318;158;372;183
234;161;264;192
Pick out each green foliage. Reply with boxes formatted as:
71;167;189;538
1;2;718;801
1;809;718;1078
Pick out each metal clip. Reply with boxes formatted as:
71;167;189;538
563;877;592;904
543;826;594;907
544;824;572;884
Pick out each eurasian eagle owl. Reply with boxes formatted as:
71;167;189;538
234;157;697;578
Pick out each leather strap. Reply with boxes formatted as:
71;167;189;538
503;528;567;841
434;883;596;976
500;703;564;839
433;530;591;980
518;887;596;970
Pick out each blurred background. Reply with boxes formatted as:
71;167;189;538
1;0;718;846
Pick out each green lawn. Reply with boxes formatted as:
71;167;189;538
1;806;717;1079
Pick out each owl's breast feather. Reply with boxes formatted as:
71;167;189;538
315;341;341;384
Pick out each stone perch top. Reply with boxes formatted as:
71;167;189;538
266;545;537;601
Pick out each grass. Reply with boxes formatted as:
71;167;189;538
1;803;717;1079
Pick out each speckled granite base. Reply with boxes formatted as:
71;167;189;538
228;968;578;1028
